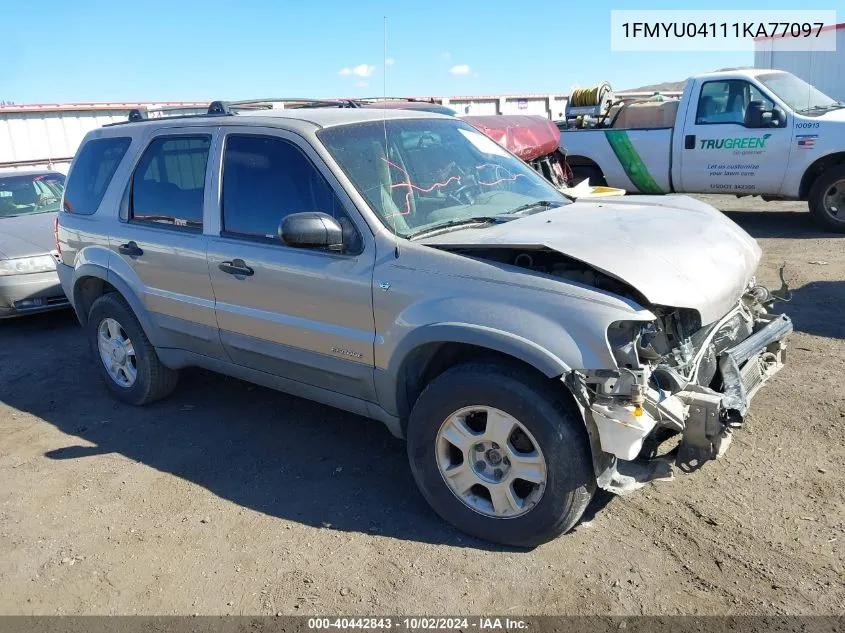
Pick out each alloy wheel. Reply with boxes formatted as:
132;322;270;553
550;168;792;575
435;405;547;518
97;317;137;388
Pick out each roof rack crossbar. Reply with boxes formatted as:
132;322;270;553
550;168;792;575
355;97;439;104
208;98;359;114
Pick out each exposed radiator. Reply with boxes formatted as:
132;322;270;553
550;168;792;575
740;357;765;398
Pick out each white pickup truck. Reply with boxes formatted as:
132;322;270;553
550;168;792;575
559;69;845;232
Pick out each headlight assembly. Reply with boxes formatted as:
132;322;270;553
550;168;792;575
607;320;658;368
0;255;56;276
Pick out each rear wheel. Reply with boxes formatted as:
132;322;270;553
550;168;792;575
87;293;178;405
406;361;595;547
808;165;845;233
570;165;606;187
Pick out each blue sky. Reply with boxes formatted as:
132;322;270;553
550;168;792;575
0;0;838;104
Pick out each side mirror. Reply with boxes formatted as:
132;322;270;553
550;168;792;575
744;101;766;128
278;212;344;252
771;106;787;128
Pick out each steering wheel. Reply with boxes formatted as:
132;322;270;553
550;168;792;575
437;162;479;207
34;194;60;212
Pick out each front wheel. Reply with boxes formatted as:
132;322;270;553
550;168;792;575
808;165;845;233
406;362;595;547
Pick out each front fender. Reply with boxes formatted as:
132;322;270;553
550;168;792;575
374;292;653;417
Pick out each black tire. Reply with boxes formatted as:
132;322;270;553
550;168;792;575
808;164;845;233
406;361;595;547
87;293;178;405
570;165;606;187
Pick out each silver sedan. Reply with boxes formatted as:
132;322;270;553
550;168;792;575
0;170;70;318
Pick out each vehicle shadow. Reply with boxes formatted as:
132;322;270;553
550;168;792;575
0;311;538;551
722;209;845;240
783;280;845;340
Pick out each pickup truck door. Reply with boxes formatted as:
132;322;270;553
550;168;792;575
679;78;792;195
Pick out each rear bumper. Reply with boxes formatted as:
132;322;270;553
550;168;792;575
0;270;70;318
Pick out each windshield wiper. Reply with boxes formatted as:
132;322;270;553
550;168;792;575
505;200;567;216
409;216;504;239
797;103;841;113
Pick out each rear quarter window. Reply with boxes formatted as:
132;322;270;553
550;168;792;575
63;137;131;215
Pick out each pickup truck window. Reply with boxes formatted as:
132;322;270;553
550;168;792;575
696;81;772;126
757;72;840;113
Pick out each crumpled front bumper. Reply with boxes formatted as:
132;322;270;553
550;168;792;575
673;313;792;470
585;311;792;493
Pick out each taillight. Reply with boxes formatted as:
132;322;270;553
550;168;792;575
54;216;61;257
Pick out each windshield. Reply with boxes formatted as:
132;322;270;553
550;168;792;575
318;119;568;238
756;72;840;113
0;172;66;218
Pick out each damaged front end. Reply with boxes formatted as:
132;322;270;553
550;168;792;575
570;274;792;494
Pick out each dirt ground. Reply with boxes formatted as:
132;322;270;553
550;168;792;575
0;195;843;616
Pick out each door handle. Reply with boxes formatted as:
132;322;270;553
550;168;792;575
218;258;254;277
118;241;143;257
684;134;696;150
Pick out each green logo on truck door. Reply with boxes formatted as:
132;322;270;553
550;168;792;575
603;130;664;194
698;134;771;150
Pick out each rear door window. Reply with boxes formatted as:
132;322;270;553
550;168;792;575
130;136;211;230
63;137;131;215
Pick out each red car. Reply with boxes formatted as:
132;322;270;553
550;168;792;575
353;99;571;188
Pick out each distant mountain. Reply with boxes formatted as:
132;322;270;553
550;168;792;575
626;67;750;93
626;80;686;93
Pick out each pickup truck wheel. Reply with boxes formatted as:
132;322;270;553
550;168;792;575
406;362;595;547
87;293;178;406
571;165;606;187
809;165;845;233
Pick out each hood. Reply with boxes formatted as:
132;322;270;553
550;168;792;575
817;107;845;123
0;212;58;259
461;115;561;162
419;195;760;325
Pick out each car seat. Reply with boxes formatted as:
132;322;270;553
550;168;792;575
728;94;746;123
697;96;718;122
12;184;38;207
0;193;17;216
356;141;411;235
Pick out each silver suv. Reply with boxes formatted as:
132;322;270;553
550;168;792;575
56;102;791;546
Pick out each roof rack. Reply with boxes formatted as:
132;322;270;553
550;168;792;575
107;97;360;126
207;98;359;114
355;97;439;104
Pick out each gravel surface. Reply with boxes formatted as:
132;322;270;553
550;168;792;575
0;196;843;615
